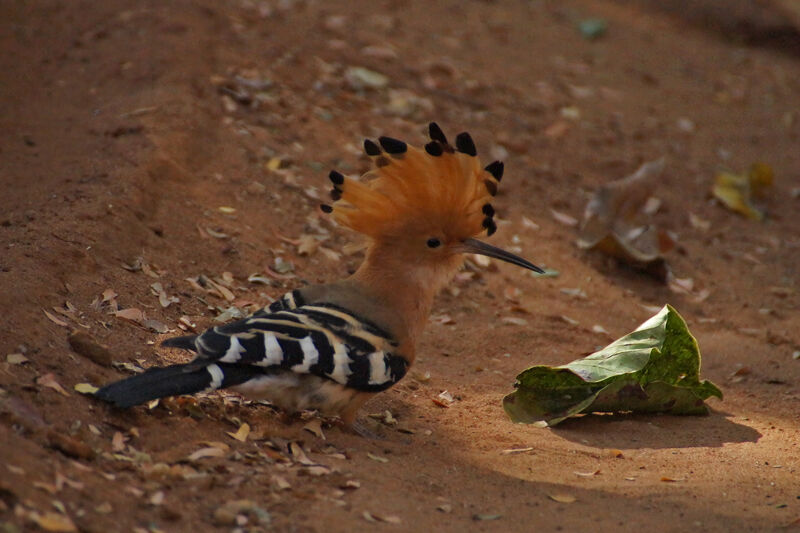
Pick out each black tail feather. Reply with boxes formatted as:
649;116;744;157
95;363;269;408
161;335;197;351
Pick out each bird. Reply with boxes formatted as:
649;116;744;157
95;122;545;435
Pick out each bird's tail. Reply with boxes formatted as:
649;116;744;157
95;363;265;408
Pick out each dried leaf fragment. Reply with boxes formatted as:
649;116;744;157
366;452;389;463
303;419;326;440
548;493;577;503
32;512;78;532
227;422;250;442
44;309;69;327
38;374;69;396
187;446;226;462
712;162;773;220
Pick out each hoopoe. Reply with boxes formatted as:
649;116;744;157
96;122;544;434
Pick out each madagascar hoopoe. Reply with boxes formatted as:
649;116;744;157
95;123;544;433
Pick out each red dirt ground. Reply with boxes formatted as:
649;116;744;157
1;1;799;531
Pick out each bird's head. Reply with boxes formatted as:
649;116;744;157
321;123;543;287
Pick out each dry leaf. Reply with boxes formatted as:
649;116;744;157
74;383;99;395
7;353;29;364
149;490;165;506
500;447;534;455
273;475;291;490
111;431;126;452
288;441;315;466
548;494;577;503
577;159;670;279
362;511;400;524
574;469;601;477
32;512;78;532
551;209;579;227
366;452;389;463
303;419;326;440
712;162;773;220
227;422;250;442
187;447;226;461
44;309;69;327
37;373;69;396
114;308;146;324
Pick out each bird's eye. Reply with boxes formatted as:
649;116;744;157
426;238;442;249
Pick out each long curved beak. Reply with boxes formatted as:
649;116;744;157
462;238;545;273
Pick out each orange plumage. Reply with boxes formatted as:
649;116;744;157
322;123;502;242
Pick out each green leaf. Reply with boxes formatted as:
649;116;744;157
503;305;722;426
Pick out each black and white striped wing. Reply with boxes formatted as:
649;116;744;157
187;302;408;393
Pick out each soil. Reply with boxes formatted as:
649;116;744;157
1;1;799;532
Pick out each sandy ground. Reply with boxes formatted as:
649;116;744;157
1;1;799;531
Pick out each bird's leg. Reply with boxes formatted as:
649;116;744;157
337;392;384;439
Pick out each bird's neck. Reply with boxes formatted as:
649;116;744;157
349;245;455;350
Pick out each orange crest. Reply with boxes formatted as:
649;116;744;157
321;123;503;242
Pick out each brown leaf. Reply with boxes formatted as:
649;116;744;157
32;512;78;532
548;493;577;503
577;159;668;273
37;374;69;396
114;308;146;324
44;309;69;327
111;431;126;452
303;419;326;440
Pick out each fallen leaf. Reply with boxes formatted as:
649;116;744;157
712;162;773;220
660;476;684;482
32;512;78;532
111;431;126;452
226;422;250;442
548;493;577;503
574;469;601;477
473;514;502;521
366;452;389;463
149;490;165;505
273;475;291;490
577;159;669;279
362;511;400;524
44;309;69;327
7;353;29;364
287;441;315;466
501;447;534;455
37;374;69;396
303;419;326;440
74;383;99;395
114;308;146;324
551;209;579;227
187;447;226;461
438;390;455;404
345;66;389;90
